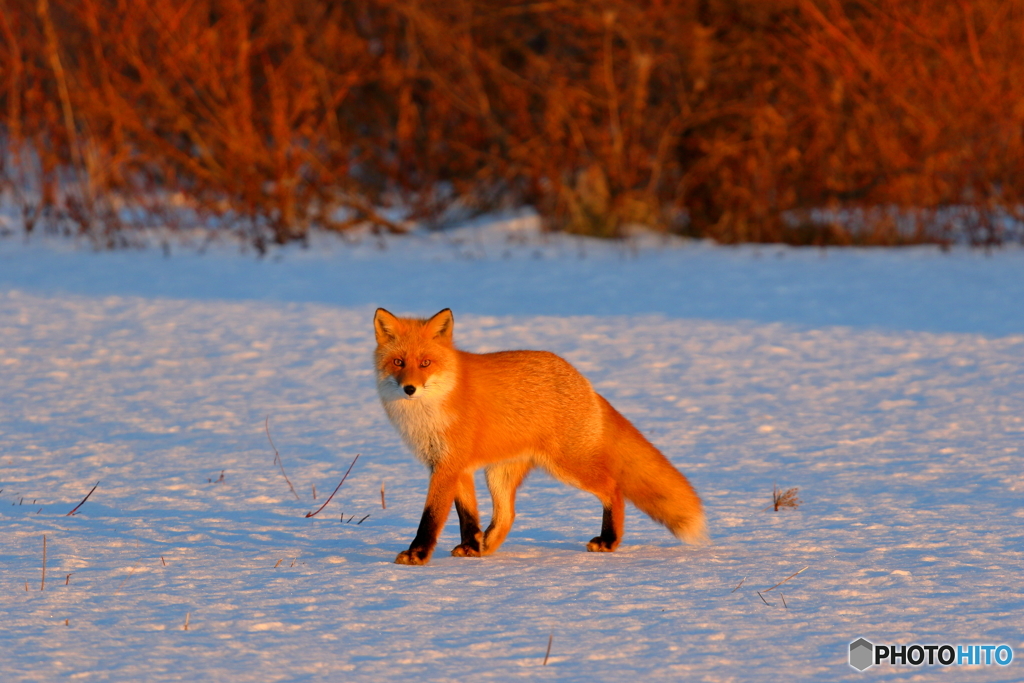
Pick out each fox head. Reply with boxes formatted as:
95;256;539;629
373;308;457;402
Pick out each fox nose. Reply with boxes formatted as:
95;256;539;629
403;385;416;396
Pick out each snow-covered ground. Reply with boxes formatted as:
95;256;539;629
1;215;1022;681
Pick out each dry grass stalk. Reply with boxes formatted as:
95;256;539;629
543;633;553;666
380;482;386;510
305;454;360;518
765;566;810;592
65;573;72;585
160;556;166;567
757;591;771;606
66;482;99;516
265;417;300;501
114;564;140;594
730;577;746;594
184;612;190;631
36;0;92;206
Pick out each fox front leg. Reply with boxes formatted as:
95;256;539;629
395;469;458;566
450;471;483;557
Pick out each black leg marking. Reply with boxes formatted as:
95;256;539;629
396;507;442;565
587;505;620;552
451;498;483;557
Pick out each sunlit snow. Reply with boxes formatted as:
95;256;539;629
2;216;1022;681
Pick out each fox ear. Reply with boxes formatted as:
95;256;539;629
374;308;399;345
425;308;454;343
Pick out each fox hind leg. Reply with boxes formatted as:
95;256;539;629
451;471;483;557
546;456;625;553
482;460;532;555
586;486;625;552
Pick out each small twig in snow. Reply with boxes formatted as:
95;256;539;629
357;514;370;524
265;417;300;501
764;566;809;592
757;591;771;606
543;633;553;666
381;481;386;509
184;612;190;631
114;564;140;594
781;593;788;609
730;577;746;593
67;482;99;516
305;454;360;518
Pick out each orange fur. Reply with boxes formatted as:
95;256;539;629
374;308;707;565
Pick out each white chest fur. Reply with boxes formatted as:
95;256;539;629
377;371;456;467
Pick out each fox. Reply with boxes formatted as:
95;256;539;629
373;307;707;566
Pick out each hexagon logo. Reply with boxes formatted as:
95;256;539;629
849;638;874;671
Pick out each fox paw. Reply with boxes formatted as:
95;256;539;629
586;537;616;552
450;543;482;558
394;548;431;565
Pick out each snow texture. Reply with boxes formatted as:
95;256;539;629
1;214;1022;681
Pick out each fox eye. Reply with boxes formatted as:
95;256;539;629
393;358;404;367
420;359;431;368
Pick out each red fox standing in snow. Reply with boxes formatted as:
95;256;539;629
373;307;707;565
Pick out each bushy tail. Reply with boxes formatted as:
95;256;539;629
603;399;708;545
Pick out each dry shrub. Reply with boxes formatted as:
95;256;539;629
764;0;1024;246
766;483;802;512
1;0;1023;246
